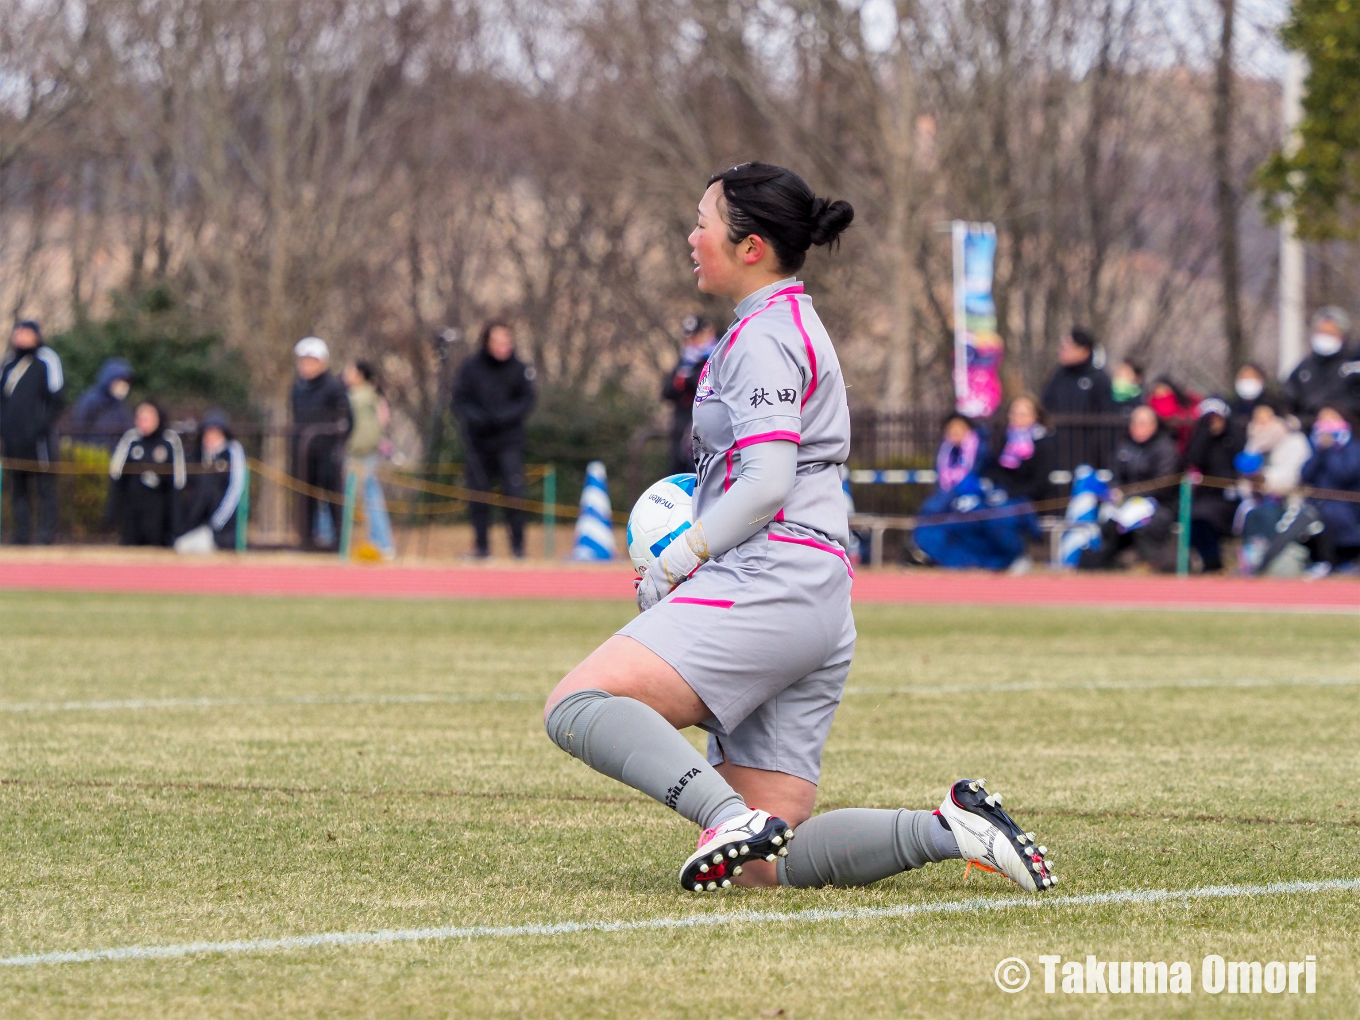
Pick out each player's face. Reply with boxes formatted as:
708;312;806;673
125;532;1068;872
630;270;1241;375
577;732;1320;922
688;183;746;298
135;403;160;436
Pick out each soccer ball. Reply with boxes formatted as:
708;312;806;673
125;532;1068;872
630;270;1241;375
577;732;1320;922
626;474;696;574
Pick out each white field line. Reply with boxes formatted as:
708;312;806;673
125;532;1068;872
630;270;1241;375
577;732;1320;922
2;877;1356;968
2;677;1358;715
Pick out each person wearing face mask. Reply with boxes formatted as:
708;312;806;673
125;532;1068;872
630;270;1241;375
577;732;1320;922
1282;307;1359;429
70;358;135;447
1299;406;1360;575
1229;363;1269;420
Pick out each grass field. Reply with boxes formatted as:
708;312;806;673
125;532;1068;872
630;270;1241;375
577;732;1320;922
1;591;1358;1018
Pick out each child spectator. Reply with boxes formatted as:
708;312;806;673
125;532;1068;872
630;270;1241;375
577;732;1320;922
108;400;186;546
1299;406;1360;575
1184;398;1243;572
1110;359;1144;410
985;395;1056;503
177;410;246;551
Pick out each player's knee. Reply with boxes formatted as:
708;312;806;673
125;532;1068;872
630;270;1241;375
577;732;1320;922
543;687;612;753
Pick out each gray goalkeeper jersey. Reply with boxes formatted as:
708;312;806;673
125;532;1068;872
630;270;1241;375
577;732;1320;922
690;277;852;551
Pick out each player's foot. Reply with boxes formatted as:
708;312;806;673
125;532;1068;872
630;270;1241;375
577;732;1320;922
937;778;1054;893
679;809;793;892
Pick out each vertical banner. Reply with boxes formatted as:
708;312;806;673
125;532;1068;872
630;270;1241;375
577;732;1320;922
951;221;1003;418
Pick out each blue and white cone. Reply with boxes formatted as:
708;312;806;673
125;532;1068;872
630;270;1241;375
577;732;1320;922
570;460;617;561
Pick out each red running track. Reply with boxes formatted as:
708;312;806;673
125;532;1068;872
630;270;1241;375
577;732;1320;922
0;557;1357;612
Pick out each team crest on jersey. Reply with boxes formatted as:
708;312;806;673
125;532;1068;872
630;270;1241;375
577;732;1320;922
693;362;714;405
152;446;168;463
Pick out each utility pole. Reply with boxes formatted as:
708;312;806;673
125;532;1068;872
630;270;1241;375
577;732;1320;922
1277;51;1307;379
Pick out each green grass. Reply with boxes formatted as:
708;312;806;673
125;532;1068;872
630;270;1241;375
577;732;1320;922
1;592;1358;1018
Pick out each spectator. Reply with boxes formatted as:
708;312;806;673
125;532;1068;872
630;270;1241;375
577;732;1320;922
1239;402;1311;499
1078;405;1179;571
69;357;134;447
290;336;351;551
1184;398;1244;573
985;395;1056;503
1145;376;1201;455
1234;402;1314;575
453;321;537;559
0;320;64;544
177;410;246;550
662;314;717;473
1299;406;1360;575
1110;359;1145;410
1282;306;1358;429
1230;362;1269;420
108;399;186;546
343;360;395;560
1041;327;1114;470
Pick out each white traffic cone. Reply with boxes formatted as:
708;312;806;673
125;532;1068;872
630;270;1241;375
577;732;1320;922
570;460;617;560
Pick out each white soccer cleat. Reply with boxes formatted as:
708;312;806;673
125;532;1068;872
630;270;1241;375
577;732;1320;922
679;809;793;892
937;778;1054;893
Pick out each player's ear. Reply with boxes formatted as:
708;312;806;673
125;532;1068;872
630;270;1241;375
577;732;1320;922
739;234;765;266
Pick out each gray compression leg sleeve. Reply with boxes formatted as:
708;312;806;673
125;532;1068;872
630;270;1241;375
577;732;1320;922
545;689;747;830
776;809;954;888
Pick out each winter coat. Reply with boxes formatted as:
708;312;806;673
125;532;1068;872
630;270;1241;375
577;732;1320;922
345;382;383;458
70;358;134;447
452;350;537;446
180;436;247;548
108;426;187;546
984;426;1057;503
0;344;64;461
290;371;351;470
1112;430;1179;499
1282;347;1360;427
1184;417;1244;533
1300;438;1360;548
1040;361;1115;416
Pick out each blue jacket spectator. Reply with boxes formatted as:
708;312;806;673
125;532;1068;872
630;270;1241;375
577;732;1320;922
70;357;134;447
1300;407;1360;568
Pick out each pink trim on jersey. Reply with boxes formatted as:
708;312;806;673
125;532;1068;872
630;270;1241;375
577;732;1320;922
724;448;734;492
671;597;735;609
734;430;800;449
785;294;818;409
723;284;805;355
773;508;785;523
768;533;855;578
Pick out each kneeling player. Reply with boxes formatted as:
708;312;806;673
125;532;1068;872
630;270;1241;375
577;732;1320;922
544;163;1054;893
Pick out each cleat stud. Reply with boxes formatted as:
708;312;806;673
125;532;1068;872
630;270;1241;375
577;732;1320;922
694;883;704;892
699;863;709;873
739;844;750;855
728;848;738;858
766;854;777;862
784;829;794;839
978;778;987;787
721;879;732;888
733;865;743;876
771;835;783;846
1042;877;1052;888
968;782;979;792
712;853;724;864
777;847;788;857
706;881;717;891
1037;846;1047;855
1016;834;1027;845
1026;832;1035;841
984;795;996;806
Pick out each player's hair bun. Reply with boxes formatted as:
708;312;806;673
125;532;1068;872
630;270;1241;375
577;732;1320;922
709;162;854;273
809;197;854;248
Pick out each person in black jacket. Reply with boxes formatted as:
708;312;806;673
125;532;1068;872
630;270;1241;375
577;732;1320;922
984;395;1057;503
69;357;134;447
1184;398;1244;572
1040;327;1115;470
0;320;64;544
179;410;247;550
108;400;186;546
453;321;537;558
662;315;717;473
290;336;351;550
1079;405;1179;571
1282;307;1359;429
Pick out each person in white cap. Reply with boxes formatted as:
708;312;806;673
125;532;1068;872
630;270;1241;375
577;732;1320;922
290;336;351;550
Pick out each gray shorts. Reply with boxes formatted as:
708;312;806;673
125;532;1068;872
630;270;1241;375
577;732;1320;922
618;530;856;784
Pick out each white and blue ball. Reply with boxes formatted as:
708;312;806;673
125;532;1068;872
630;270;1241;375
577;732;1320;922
626;474;696;573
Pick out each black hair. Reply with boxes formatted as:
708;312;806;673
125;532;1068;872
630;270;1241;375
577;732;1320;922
1119;358;1145;381
134;398;166;433
1068;327;1095;350
1150;375;1188;403
478;320;512;352
1238;361;1267;379
941;411;975;432
707;162;853;273
353;360;377;384
12;319;41;342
